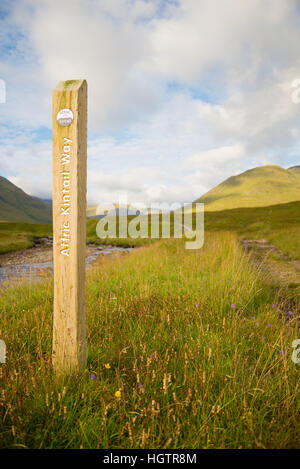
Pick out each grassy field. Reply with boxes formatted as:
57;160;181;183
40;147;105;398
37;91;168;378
204;200;300;260
0;222;52;254
90;200;300;261
0;232;299;448
86;218;154;248
1;199;300;259
0;219;152;254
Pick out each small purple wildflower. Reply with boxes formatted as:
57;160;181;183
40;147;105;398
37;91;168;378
272;304;276;308
196;304;199;308
138;382;143;389
90;374;96;380
231;304;235;308
268;323;271;327
288;311;293;316
279;350;284;355
262;336;266;340
252;316;255;320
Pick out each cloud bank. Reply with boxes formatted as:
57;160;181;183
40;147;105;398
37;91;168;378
0;0;300;205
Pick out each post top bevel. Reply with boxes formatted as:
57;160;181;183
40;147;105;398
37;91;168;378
54;80;87;92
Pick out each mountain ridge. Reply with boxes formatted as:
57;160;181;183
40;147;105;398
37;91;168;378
195;164;300;211
0;176;52;223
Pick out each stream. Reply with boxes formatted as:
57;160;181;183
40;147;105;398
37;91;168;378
0;245;133;285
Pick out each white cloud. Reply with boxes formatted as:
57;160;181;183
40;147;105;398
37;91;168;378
1;0;300;206
183;144;245;170
9;0;164;132
150;0;300;82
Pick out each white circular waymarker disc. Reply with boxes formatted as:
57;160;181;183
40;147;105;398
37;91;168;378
56;108;74;127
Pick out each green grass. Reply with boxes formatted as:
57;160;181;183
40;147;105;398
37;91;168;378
0;232;299;448
204;200;300;260
1;198;300;261
86;218;154;248
88;199;300;261
0;222;52;254
0;218;151;255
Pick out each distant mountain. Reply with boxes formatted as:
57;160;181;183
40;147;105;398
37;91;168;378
0;176;52;223
288;165;300;172
195;165;300;211
87;203;147;219
41;198;52;206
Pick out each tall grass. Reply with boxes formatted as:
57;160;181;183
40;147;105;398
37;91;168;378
204;200;300;260
0;232;299;448
0;222;52;254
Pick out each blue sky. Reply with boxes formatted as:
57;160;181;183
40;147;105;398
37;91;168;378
0;0;300;206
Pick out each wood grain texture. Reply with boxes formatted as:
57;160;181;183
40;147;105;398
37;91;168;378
52;80;87;374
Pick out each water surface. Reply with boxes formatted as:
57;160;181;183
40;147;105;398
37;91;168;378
0;246;133;285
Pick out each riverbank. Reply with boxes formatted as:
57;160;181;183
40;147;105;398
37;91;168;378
0;238;134;285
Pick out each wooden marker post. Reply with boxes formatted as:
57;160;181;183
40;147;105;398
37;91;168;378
52;80;87;374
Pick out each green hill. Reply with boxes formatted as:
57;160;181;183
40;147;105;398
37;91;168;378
0;176;52;223
195;165;300;211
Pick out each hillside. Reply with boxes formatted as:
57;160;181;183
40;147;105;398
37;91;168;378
195;165;300;211
0;176;52;223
